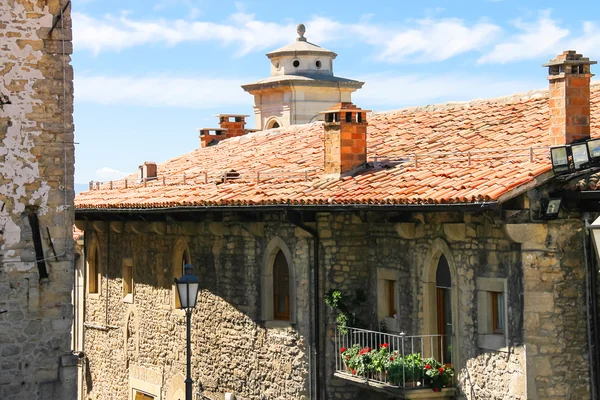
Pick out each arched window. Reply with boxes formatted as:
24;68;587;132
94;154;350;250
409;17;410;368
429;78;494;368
422;238;458;367
172;238;191;310
436;255;452;364
261;237;296;324
273;250;290;320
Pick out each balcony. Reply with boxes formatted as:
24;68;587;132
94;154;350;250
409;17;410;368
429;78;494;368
333;326;455;399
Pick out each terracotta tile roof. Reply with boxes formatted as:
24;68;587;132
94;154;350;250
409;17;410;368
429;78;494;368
75;83;600;210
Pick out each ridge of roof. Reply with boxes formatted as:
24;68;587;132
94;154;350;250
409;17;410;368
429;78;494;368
373;81;600;117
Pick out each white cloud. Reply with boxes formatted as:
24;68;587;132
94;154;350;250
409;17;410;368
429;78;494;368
76;71;538;112
75;74;250;109
478;11;569;64
72;11;299;56
96;167;129;181
379;18;500;62
355;73;538;109
72;11;500;62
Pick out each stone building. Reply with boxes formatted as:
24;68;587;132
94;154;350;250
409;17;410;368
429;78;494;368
0;1;76;400
75;46;600;400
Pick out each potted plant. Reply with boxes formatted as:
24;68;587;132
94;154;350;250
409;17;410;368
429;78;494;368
341;344;360;374
354;346;374;377
402;353;423;387
423;358;454;392
387;351;405;386
371;343;391;380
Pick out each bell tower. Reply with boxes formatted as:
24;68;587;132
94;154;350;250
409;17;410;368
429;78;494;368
242;24;364;130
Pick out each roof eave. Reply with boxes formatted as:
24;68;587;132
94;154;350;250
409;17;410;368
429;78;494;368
241;79;364;93
75;201;499;217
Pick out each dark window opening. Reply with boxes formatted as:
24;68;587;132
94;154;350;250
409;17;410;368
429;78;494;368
345;112;352;122
491;292;505;334
315;60;322;69
436;255;452;365
293;60;300;68
357;113;363;123
273;250;290;320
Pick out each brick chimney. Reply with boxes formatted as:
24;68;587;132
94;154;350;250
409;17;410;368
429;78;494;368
543;50;596;145
321;102;370;177
199;114;257;147
138;161;157;182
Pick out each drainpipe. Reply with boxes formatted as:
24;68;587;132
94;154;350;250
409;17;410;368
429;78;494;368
286;212;321;399
584;216;600;399
105;222;110;326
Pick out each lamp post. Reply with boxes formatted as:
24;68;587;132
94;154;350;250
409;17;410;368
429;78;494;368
174;264;200;400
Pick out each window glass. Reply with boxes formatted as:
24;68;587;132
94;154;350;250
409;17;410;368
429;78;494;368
273;250;290;320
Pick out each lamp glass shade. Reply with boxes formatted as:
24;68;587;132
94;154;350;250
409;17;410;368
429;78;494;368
587;138;600;164
545;198;561;217
175;264;199;310
590;216;600;262
550;146;570;174
571;143;590;170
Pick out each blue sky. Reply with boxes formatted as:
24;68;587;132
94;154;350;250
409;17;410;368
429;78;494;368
72;0;600;186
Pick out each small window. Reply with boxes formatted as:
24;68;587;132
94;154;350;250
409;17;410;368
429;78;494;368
315;60;322;69
274;61;280;69
476;278;508;350
491;292;505;334
292;59;300;68
122;259;133;301
88;245;100;294
273;250;290;320
385;280;396;317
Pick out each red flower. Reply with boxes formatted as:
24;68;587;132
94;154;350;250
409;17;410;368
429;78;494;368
434;388;440;392
380;343;389;349
346;356;350;360
425;364;432;370
438;367;444;373
340;347;347;354
390;357;395;361
352;369;357;375
358;347;371;356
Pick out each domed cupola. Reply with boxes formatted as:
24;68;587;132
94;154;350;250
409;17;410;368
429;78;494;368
242;24;363;130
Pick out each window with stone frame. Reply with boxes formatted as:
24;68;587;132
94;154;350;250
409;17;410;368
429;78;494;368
477;277;508;351
273;250;290;320
122;258;134;303
173;247;189;310
377;268;398;331
88;242;101;295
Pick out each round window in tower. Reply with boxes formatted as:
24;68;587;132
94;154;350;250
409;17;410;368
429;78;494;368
315;60;322;69
274;61;280;70
293;59;300;68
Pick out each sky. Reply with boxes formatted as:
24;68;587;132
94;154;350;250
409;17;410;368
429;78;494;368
72;0;600;187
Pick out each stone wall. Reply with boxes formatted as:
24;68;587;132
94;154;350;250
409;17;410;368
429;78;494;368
79;209;590;400
0;1;75;399
81;214;311;400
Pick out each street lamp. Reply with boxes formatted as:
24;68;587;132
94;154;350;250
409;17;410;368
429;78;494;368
174;264;200;400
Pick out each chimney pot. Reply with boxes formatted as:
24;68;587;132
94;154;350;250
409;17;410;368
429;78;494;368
544;50;597;145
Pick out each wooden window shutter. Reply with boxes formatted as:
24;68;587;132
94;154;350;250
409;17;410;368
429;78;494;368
273;250;290;320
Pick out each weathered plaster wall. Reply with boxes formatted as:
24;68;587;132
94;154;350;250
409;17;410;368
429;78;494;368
0;1;75;399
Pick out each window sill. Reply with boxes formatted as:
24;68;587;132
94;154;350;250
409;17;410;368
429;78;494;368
123;293;133;304
478;334;508;352
264;320;293;329
87;293;101;299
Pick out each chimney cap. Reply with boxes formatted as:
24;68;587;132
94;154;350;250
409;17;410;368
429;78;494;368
543;50;597;67
319;102;371;115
